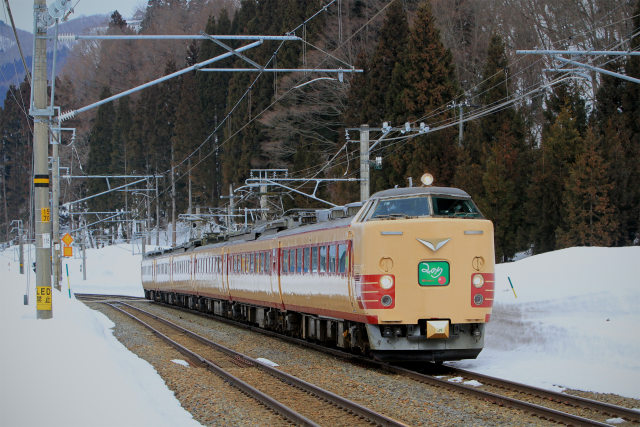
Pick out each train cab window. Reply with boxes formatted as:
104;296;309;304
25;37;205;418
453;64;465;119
312;247;318;273
296;249;303;273
303;247;310;273
328;245;337;273
319;246;327;273
368;196;430;220
432;197;482;218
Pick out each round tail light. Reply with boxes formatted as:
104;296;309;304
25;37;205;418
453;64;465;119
381;295;393;307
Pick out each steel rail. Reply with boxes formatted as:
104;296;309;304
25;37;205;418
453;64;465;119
446;367;640;423
381;365;613;427
105;302;319;427
114;302;407;427
143;299;628;426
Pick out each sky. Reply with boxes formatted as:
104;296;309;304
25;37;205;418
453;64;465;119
1;0;145;33
0;240;638;426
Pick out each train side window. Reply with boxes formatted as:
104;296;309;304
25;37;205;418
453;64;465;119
311;247;318;273
338;244;347;273
289;250;295;273
319;246;327;273
329;245;337;274
250;253;254;273
303;247;310;273
296;249;303;273
265;252;271;273
283;250;289;274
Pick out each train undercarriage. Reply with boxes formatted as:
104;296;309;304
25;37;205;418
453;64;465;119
145;289;484;362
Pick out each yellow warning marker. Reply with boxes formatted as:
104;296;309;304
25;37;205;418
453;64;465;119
62;233;73;246
41;208;50;223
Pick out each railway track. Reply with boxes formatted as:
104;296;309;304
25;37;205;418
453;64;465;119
434;366;640;425
105;301;407;427
75;293;148;304
138;299;639;426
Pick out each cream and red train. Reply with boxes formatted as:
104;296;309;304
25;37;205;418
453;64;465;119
142;184;495;362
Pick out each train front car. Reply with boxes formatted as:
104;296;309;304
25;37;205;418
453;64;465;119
351;185;495;362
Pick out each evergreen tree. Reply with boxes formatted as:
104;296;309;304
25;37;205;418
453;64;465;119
391;1;460;186
556;129;617;247
0;79;32;237
345;1;410;193
108;11;127;32
528;105;583;253
86;87;116;214
482;122;521;261
591;2;640;245
109;97;132;208
172;45;209;211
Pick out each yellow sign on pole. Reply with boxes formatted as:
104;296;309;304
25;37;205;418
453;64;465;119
62;233;73;246
41;208;50;223
63;246;73;257
36;286;52;311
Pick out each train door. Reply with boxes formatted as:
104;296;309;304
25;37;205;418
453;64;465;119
346;236;357;312
273;245;284;309
222;249;230;298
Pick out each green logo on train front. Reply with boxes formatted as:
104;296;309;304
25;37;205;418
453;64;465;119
418;261;450;286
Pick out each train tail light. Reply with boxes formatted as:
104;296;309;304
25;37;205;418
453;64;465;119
380;295;393;307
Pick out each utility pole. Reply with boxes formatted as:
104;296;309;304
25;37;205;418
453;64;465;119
52;129;61;290
171;148;176;247
458;103;463;146
32;0;52;319
359;124;370;202
19;227;24;274
155;177;160;245
348;122;430;201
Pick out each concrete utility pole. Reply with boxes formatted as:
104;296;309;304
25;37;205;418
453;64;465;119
359;124;370;202
32;0;52;319
52;129;61;290
19;228;24;274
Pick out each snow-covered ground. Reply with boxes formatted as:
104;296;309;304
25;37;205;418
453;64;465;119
1;243;639;426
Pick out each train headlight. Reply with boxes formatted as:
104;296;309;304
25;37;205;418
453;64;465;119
473;294;484;306
420;172;434;186
472;273;485;288
379;275;394;289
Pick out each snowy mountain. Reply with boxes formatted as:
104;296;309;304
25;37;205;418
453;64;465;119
0;14;107;105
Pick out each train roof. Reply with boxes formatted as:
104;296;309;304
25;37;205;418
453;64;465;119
370;186;471;199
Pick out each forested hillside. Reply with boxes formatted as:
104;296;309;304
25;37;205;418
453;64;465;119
1;0;638;260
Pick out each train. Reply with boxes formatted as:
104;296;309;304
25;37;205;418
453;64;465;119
142;176;495;362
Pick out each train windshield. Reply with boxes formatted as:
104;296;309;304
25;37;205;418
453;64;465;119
365;196;483;221
432;197;482;218
368;196;430;220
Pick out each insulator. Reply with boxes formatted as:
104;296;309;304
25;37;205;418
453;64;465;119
59;110;76;121
57;34;76;42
